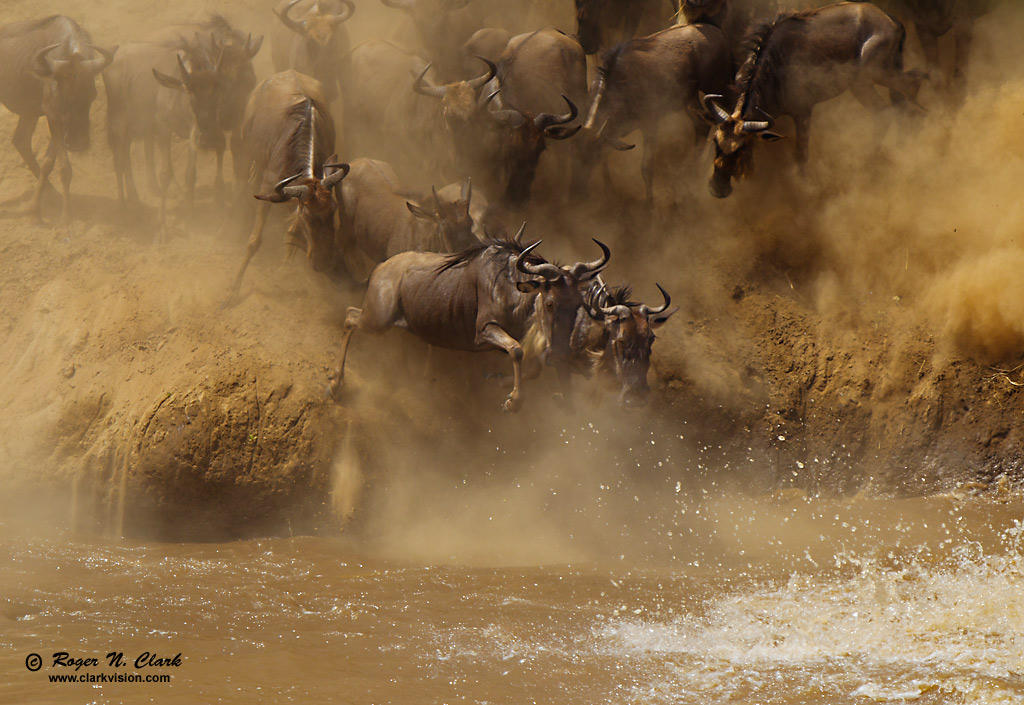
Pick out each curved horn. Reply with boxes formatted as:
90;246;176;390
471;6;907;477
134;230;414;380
381;0;416;9
512;221;526;245
413;63;446;99
467;56;497;90
81;44;115;74
330;0;356;24
703;93;731;124
276;0;307;33
741;120;772;133
33;44;64;76
255;172;304;202
321;162;351;190
515;239;561;281
571;238;611;280
176;54;193;86
535;95;578;130
461;177;471;203
640;283;671;316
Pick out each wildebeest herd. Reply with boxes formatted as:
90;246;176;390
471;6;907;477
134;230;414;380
0;0;991;411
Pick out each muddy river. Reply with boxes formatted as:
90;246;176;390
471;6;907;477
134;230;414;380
4;489;1023;704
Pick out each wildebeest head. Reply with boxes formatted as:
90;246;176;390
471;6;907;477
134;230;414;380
705;94;784;199
485;92;580;210
583;280;674;407
205;32;262;130
407;181;477;252
515;229;611;369
32;43;114;152
414;56;496;127
153;54;226;151
276;0;354;53
255;161;350;272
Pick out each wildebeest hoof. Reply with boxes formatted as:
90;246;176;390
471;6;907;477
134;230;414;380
326;379;345;402
503;396;521;413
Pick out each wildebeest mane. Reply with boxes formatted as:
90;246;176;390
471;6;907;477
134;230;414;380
437;236;547;274
734;12;805;115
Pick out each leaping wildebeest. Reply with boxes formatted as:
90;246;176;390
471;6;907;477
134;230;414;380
271;0;355;105
105;42;225;231
705;2;924;199
0;15;113;234
226;70;349;302
328;229;611;412
570;22;732;204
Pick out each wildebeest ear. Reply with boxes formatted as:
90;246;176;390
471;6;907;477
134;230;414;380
152;68;184;90
651;307;679;327
406;202;437;220
758;132;785;142
516;280;541;293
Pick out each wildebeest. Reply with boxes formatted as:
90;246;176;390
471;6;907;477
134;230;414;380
574;278;675;407
347;38;494;182
380;0;488;82
705;2;924;198
461;27;586;209
226;70;349;302
872;0;994;101
271;0;355;105
461;27;512;79
148;15;263;188
506;277;675;407
0;15;113;234
571;22;732;204
328;229;611;412
105;42;227;230
336;157;479;276
574;0;673;55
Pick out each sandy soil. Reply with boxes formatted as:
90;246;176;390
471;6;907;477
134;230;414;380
2;0;1023;541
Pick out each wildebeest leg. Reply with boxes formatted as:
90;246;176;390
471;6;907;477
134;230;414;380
224;200;271;305
792;111;812;171
230;132;246;187
28;138;56;223
12;114;40;177
144;137;158;194
914;23;942;86
327;307;366;399
55;141;74;238
214;146;225;195
157;134;174;243
950;22;974;104
185;129;199;210
641;127;658;206
477;323;525;413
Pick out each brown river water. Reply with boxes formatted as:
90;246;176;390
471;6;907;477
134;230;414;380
3;483;1024;704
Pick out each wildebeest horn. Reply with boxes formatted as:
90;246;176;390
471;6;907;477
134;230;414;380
81;44;115;74
277;0;307;32
742;107;774;133
703;94;731;124
33;44;63;76
467;56;497;90
571;239;612;281
381;0;416;9
596;118;634;151
461;177;471;204
513;221;526;245
639;283;671;316
331;0;356;24
413;63;446;99
516;239;561;281
535;95;578;130
176;54;193;86
254;173;304;202
322;162;351;190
